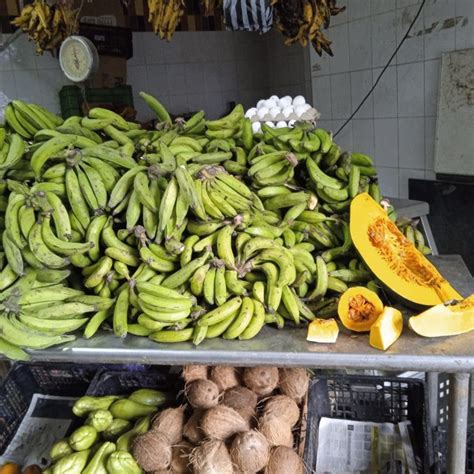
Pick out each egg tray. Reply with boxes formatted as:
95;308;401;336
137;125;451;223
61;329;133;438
249;106;320;125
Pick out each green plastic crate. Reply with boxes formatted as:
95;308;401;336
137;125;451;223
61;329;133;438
59;85;134;119
59;85;83;118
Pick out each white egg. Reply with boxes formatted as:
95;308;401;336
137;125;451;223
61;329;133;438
293;95;306;106
279;96;292;107
294;105;308;118
269;107;281;119
288;119;296;128
264;99;277;109
282;106;294;119
245;107;257;118
257;107;269;120
276;121;287;128
300;103;311;112
269;95;279;102
252;122;262;133
257;99;266;109
264;121;276;128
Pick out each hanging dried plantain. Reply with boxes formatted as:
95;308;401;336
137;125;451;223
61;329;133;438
148;0;186;40
11;0;79;54
273;0;345;56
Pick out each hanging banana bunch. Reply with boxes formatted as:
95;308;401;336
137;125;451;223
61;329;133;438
148;0;186;41
201;0;223;17
272;0;345;56
11;0;79;54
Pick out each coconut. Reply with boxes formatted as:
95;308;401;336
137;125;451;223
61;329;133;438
170;440;193;473
243;367;279;396
186;379;220;409
191;439;234;474
278;368;309;401
258;414;293;447
183;409;204;444
210;366;240;392
200;405;249;440
264;446;305;474
230;430;270;472
262;395;300;427
151;406;186;445
222;386;258;422
132;431;172;471
182;365;208;383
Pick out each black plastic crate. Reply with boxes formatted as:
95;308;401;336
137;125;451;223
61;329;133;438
86;368;183;401
79;23;133;59
304;375;433;473
433;425;474;473
0;363;98;454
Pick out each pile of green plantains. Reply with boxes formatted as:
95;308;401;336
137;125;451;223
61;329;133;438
0;92;431;360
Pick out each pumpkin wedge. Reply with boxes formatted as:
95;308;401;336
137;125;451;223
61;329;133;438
370;307;403;350
350;193;461;306
307;318;339;343
409;294;474;337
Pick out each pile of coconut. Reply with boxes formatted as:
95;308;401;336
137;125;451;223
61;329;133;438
131;365;309;473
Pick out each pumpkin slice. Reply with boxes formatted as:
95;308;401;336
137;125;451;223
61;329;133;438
350;193;461;306
307;318;339;343
409;294;474;337
338;286;383;332
369;307;403;350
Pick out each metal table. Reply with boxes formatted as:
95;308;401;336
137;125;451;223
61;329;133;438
18;255;473;472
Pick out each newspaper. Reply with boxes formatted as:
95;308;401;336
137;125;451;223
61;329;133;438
315;417;419;473
0;394;78;468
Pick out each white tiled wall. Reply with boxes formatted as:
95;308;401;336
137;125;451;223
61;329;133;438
129;30;310;120
0;34;71;121
311;0;474;198
0;30;310;123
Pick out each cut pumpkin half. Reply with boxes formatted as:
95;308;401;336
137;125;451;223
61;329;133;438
350;193;461;306
338;286;384;332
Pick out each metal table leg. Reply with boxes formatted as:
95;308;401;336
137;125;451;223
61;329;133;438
420;215;439;255
427;372;439;428
447;372;471;473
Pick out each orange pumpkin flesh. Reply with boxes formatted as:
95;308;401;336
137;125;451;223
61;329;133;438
338;286;384;332
350;193;461;306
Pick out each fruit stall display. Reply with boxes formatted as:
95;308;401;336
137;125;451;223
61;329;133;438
0;91;472;363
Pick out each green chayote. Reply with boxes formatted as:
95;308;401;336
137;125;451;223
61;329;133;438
49;438;73;462
85;409;113;432
83;441;116;474
52;449;90;474
72;395;120;417
69;425;98;451
106;450;142;474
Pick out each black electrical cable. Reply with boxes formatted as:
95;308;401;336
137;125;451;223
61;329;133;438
334;0;426;137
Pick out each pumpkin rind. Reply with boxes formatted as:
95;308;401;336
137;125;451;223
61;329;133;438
409;294;474;337
350;193;461;306
369;306;403;350
338;286;384;332
307;318;339;343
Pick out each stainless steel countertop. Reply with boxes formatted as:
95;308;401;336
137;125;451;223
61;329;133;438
388;197;430;219
19;255;474;371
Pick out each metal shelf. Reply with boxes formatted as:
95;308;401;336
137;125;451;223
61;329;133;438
25;323;474;371
22;255;474;371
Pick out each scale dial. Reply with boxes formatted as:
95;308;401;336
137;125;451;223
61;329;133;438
59;36;99;83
